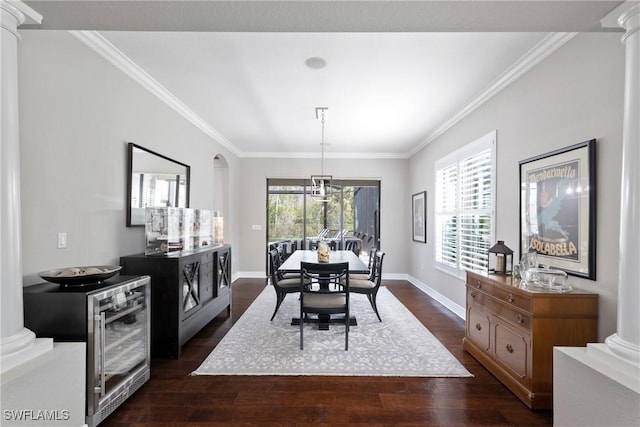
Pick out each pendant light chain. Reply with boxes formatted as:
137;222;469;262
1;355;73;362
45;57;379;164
320;113;325;176
311;107;331;201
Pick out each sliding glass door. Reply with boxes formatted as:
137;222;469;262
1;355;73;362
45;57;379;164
267;178;380;260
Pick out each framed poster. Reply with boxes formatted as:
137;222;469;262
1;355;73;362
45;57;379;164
412;191;426;243
519;139;596;280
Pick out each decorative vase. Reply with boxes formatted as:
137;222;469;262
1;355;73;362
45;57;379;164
317;241;330;263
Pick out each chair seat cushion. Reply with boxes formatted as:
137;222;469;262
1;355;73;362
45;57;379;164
350;279;376;289
350;273;370;280
276;278;300;288
303;293;346;309
281;272;300;280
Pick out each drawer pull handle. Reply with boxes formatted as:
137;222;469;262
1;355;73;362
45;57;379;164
475;323;482;331
506;344;514;353
470;291;477;299
476;281;482;289
507;294;515;303
516;313;524;324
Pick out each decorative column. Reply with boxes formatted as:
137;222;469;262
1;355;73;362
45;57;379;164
552;4;639;426
603;1;640;365
0;0;50;373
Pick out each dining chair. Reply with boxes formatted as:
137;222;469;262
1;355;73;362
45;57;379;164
344;239;359;255
299;261;350;350
268;249;300;321
351;247;377;280
350;251;385;322
271;245;300;280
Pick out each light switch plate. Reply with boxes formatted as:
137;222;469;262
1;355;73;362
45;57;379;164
57;232;67;248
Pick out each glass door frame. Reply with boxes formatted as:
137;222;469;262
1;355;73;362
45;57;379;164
266;178;380;270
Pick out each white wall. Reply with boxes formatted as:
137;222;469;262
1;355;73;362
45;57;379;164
18;30;239;285
408;33;625;341
236;157;409;276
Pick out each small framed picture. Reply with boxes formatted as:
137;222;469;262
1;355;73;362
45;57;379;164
412;191;427;243
519;139;596;279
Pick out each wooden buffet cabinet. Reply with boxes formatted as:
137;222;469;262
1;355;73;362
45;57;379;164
120;244;231;359
462;271;598;409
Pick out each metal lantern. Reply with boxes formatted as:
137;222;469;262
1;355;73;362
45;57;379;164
488;240;513;275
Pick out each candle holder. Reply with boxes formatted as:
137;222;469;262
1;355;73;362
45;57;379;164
488;240;513;275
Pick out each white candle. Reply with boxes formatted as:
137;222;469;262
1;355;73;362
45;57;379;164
495;256;505;272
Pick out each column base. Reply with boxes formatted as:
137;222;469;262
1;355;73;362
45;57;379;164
605;333;640;365
1;329;53;374
554;344;640;427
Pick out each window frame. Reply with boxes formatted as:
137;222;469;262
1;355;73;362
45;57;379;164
434;130;497;279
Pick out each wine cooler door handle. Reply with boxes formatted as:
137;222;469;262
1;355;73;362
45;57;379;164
100;311;106;397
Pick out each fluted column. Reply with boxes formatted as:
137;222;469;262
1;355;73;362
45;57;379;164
603;1;640;365
0;0;49;373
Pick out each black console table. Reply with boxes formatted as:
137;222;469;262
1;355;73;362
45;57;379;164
120;244;231;358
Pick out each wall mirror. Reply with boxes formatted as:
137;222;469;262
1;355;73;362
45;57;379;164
126;142;190;227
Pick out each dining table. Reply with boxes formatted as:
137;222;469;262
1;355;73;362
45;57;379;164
278;249;369;330
279;249;369;275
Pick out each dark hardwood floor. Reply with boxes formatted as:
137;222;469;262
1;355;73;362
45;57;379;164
101;279;553;426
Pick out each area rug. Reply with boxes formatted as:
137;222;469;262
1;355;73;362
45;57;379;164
192;286;472;377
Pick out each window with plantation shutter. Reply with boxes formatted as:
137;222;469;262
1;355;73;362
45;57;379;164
435;131;496;277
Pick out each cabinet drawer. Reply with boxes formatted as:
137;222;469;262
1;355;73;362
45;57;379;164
201;260;214;274
467;287;490;306
200;270;214;301
201;251;215;264
493;287;531;312
494;321;530;380
493;303;531;331
466;305;491;351
467;276;493;295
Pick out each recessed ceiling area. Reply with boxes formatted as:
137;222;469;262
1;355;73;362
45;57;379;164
98;31;550;156
22;1;624;157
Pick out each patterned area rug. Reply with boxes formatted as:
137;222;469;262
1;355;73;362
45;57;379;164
192;286;472;377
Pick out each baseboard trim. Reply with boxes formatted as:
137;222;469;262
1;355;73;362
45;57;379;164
234;271;464;320
407;275;466;320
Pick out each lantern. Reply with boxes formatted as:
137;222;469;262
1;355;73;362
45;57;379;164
488;240;513;275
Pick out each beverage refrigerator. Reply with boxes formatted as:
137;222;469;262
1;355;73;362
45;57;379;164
23;275;151;427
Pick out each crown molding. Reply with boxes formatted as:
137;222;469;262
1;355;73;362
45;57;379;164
4;0;42;25
70;30;576;161
69;30;242;157
407;32;578;158
601;1;640;29
240;151;408;159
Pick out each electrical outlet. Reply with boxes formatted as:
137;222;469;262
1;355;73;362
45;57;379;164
57;232;67;249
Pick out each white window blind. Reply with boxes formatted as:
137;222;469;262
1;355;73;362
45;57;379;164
435;131;496;277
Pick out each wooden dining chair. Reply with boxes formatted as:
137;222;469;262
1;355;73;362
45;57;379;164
350;251;385;322
351;246;377;280
268;249;300;321
299;261;350;350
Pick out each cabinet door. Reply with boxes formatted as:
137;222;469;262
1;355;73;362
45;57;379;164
182;260;201;316
493;320;530;382
466;304;491;351
217;248;231;291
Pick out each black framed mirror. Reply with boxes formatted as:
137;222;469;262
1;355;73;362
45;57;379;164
126;142;190;227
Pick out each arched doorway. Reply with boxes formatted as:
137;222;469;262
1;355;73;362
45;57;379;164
213;154;229;243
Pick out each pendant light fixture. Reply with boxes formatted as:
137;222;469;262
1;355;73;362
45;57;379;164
311;107;332;202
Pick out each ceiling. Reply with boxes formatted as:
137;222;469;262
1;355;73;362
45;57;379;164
22;1;624;158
